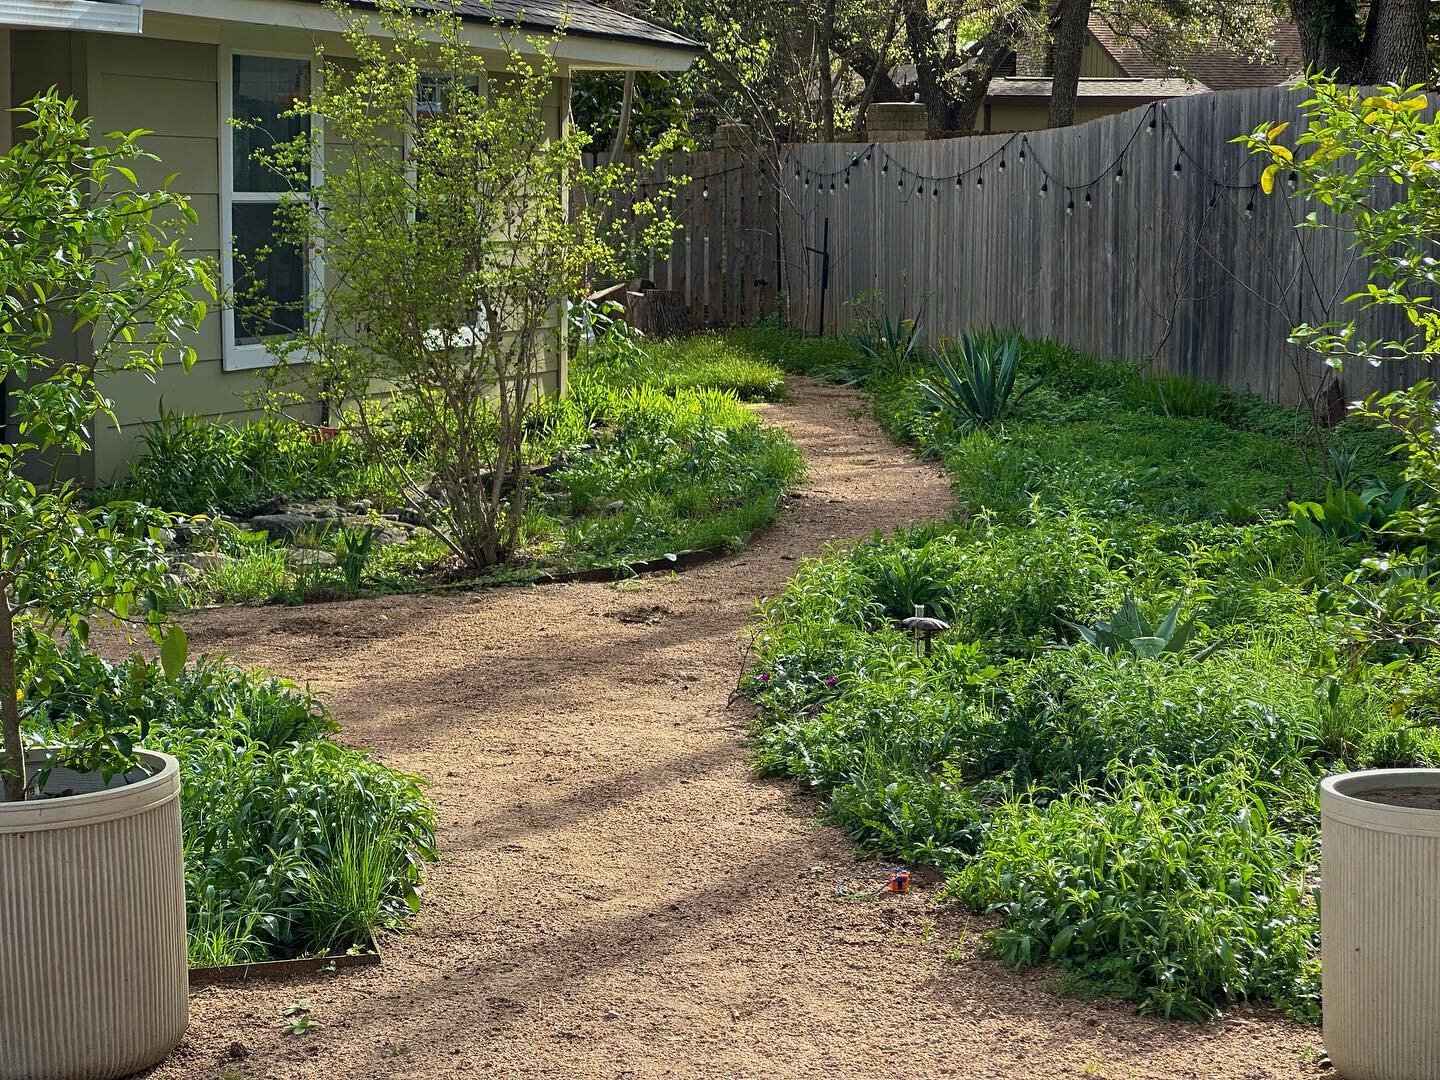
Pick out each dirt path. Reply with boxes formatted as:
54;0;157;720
145;380;1326;1080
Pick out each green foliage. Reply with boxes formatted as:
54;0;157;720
750;322;1433;1021
847;294;928;376
256;0;682;571
918;333;1037;430
1288;482;1409;542
121;409;376;516
21;646;435;963
575;324;786;400
948;768;1320;1022
0;90;215;800
1065;593;1218;661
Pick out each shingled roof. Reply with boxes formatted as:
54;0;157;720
306;0;702;51
1089;19;1302;91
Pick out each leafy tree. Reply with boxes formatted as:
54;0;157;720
1287;0;1432;84
0;93;213;801
255;0;679;570
1244;78;1440;651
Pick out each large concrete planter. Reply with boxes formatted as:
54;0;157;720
1321;768;1440;1080
0;750;188;1080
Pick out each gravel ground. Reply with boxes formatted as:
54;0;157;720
134;379;1329;1080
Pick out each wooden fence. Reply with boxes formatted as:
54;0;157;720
604;87;1428;407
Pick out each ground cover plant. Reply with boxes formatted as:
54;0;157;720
20;644;436;965
743;321;1435;1023
121;327;798;607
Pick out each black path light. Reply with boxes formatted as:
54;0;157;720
901;604;950;657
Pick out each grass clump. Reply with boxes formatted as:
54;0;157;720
744;322;1429;1022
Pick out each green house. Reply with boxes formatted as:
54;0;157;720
0;0;699;482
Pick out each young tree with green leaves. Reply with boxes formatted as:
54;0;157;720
0;93;213;801
256;0;679;570
1244;78;1440;650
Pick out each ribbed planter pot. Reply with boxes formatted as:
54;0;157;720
1321;768;1440;1080
0;750;188;1080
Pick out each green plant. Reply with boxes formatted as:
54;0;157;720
334;525;379;593
257;0;681;570
1288;482;1409;542
1123;373;1223;419
22;648;436;961
0;91;214;800
847;295;927;375
948;766;1320;1022
918;333;1037;430
1064;593;1220;661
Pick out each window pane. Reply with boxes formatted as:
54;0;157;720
232;55;310;193
232;203;306;346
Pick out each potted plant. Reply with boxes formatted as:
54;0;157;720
1321;769;1440;1080
0;92;213;1079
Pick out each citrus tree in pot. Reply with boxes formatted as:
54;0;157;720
0;91;213;1079
1244;79;1440;1079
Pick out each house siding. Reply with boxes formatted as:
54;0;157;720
12;26;569;483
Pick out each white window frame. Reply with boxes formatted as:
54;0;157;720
219;47;322;372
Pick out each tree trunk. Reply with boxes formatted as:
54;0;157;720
0;580;25;803
818;0;836;142
1360;0;1430;83
1288;0;1366;80
607;71;636;165
951;37;1011;132
1047;0;1093;128
900;0;952;134
847;3;904;138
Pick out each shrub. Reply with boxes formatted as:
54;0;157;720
918;333;1037;430
123;409;374;516
948;767;1320;1022
21;646;435;963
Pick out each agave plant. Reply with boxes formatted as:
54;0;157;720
1065;593;1221;661
917;333;1037;430
849;304;927;375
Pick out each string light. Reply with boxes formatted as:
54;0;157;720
1065;197;1074;214
931;185;939;199
1287;170;1299;192
1018;146;1026;163
1173;158;1183;177
1084;191;1092;209
998;156;1006;171
975;172;983;189
1039;178;1048;197
1114;164;1124;183
701;185;709;199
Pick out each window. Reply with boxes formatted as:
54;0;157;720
222;53;314;370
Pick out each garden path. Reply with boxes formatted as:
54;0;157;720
144;379;1325;1080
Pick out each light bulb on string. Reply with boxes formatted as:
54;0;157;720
1287;171;1298;192
1173;158;1183;177
1065;197;1074;215
828;181;836;194
999;156;1006;171
702;185;710;199
955;174;963;189
976;172;984;189
843;172;850;188
1018;145;1026;163
1039;178;1048;197
1084;190;1092;209
916;180;924;195
1244;197;1255;217
1114;164;1124;183
931;185;939;199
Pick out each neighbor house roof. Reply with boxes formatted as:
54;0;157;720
306;0;702;51
988;76;1205;100
1089;20;1302;91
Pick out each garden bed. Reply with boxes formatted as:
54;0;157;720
745;325;1432;1023
109;333;801;607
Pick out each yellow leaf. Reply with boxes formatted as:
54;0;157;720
1363;110;1385;125
1272;144;1293;164
1266;121;1290;141
1401;95;1428;112
1362;95;1386;111
1261;163;1280;195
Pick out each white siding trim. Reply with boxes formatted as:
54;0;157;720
219;43;321;372
0;0;142;34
